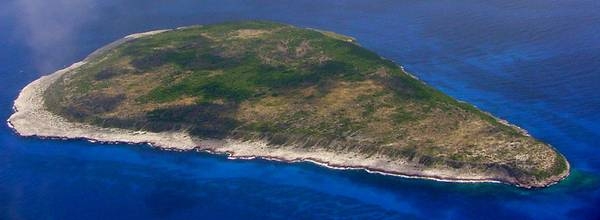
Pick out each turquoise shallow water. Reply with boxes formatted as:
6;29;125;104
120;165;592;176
1;0;599;219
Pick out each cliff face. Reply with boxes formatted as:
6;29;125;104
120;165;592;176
37;21;568;187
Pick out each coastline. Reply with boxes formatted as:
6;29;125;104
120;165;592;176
6;28;568;189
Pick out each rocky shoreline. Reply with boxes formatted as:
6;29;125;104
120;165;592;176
7;29;568;188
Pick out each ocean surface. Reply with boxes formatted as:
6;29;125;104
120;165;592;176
1;0;599;219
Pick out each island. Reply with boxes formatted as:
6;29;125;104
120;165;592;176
7;21;569;188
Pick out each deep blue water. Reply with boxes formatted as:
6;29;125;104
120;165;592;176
1;0;600;219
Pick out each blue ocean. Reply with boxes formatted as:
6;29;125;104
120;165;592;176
1;0;599;219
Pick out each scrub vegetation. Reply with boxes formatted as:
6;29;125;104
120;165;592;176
44;21;568;185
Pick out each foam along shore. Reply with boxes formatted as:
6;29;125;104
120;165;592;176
7;29;568;189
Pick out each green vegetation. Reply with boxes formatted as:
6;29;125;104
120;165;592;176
43;21;568;186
